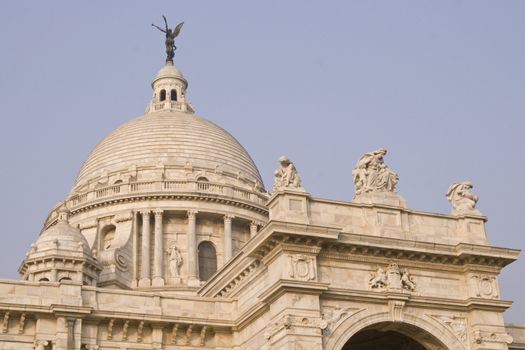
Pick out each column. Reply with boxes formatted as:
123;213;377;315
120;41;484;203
131;211;138;288
139;210;151;287
223;214;235;262
187;210;199;287
152;209;164;286
250;221;259;238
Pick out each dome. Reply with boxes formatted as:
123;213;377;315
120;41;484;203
74;111;264;189
153;63;185;84
33;221;91;256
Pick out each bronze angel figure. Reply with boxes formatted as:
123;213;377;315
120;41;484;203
152;16;184;63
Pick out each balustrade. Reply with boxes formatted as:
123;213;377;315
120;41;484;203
66;179;267;212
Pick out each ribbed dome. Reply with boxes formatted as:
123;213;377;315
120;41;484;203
33;221;92;256
74;111;264;188
153;64;185;83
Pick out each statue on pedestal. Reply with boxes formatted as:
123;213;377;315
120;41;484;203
446;181;481;215
167;245;183;277
352;148;398;195
273;156;302;192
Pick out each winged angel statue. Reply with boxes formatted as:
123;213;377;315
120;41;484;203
152;16;184;63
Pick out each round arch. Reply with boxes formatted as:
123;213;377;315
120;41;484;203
198;240;217;281
327;311;467;350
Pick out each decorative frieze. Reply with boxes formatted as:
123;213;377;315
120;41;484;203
264;314;293;341
473;330;513;345
265;314;327;342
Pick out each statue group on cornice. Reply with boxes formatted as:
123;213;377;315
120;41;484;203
352;148;399;196
446;181;480;215
273;156;302;192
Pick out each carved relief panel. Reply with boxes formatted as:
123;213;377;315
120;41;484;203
287;254;317;281
469;274;499;299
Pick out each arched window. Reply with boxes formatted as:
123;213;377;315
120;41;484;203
170;89;177;101
160;89;166;101
59;277;72;282
196;177;210;191
198;241;217;281
39;278;49;282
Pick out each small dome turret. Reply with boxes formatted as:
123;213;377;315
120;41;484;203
19;204;100;285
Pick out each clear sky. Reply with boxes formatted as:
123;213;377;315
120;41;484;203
0;1;523;323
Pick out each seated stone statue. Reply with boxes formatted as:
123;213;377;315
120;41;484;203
273;156;302;192
352;148;398;195
446;181;481;215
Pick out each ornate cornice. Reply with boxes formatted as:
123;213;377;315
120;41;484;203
321;234;519;269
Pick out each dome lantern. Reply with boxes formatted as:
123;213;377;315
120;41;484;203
145;61;193;114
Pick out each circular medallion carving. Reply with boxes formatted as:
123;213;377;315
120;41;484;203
480;279;492;295
296;260;309;277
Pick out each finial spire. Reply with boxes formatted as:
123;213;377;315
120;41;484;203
152;16;184;64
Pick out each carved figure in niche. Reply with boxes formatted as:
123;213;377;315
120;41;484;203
273;156;302;191
369;266;387;289
401;268;416;291
103;231;115;250
167;245;183;277
446;181;480;214
352;148;398;195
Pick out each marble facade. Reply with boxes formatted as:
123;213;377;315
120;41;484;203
1;48;524;350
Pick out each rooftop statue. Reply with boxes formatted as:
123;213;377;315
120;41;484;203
352;148;399;196
273;156;302;192
152;16;184;63
446;181;481;215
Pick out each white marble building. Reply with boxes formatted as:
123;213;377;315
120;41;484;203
1;34;524;350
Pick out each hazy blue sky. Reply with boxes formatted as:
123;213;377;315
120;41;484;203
0;1;523;322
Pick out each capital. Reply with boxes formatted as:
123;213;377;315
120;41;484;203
224;214;235;223
187;210;199;218
154;208;164;217
140;210;151;216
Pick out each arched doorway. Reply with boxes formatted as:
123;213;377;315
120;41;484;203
342;322;447;350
